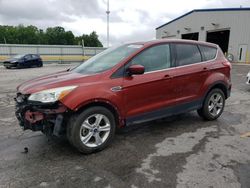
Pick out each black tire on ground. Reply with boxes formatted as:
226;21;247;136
67;106;116;154
197;88;225;121
38;62;43;67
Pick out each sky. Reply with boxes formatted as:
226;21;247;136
0;0;250;46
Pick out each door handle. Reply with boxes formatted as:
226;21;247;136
202;67;208;71
163;74;172;79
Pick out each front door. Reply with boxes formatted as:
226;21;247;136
122;44;176;121
24;54;33;67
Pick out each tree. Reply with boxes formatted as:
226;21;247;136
75;31;103;47
46;26;65;45
0;25;103;46
16;25;39;44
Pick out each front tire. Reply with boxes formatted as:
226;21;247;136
67;107;116;154
197;88;225;120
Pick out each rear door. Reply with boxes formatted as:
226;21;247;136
172;43;209;104
122;44;176;119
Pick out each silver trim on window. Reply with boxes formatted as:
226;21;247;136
142;45;218;75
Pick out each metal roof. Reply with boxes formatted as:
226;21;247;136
156;7;250;30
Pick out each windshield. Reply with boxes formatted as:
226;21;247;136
12;54;25;59
73;44;143;74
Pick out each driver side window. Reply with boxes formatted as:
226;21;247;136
130;44;171;73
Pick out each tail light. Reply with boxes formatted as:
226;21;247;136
222;61;232;70
222;61;232;83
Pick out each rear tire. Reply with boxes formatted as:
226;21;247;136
38;62;43;67
67;106;116;154
197;88;225;121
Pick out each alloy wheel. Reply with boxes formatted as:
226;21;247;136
208;92;224;117
79;114;111;148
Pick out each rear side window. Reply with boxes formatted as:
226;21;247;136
24;55;32;60
175;44;202;66
199;45;217;61
130;44;171;72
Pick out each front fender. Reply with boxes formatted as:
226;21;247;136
60;80;125;118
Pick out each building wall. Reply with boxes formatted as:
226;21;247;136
0;44;106;63
156;10;250;63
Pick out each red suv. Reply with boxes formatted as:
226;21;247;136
15;40;231;153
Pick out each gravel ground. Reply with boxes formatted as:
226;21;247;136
0;63;250;188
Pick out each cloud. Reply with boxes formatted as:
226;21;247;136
0;0;250;46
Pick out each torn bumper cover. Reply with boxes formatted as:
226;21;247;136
15;93;69;136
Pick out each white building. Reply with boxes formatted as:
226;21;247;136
156;8;250;63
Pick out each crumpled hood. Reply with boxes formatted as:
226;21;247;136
17;71;101;94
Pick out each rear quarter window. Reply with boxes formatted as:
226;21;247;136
199;45;217;61
32;54;39;58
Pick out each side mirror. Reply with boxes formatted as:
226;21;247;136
127;64;145;76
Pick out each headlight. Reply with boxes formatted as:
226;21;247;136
28;86;77;103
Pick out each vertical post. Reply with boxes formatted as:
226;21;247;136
9;44;11;58
4;37;11;57
82;39;85;62
36;45;39;55
106;0;110;47
246;51;249;64
60;46;63;64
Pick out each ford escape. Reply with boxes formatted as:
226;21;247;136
15;39;231;153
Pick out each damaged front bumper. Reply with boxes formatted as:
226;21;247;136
15;93;70;136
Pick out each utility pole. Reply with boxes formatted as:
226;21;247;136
106;0;110;47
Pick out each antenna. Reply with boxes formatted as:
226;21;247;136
106;0;110;47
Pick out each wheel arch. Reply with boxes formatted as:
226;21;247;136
74;99;124;128
204;81;229;100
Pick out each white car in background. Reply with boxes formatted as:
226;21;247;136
247;71;250;84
